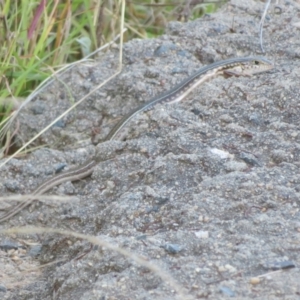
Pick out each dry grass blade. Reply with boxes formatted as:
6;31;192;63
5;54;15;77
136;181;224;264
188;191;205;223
0;0;127;168
259;0;271;53
0;195;77;203
1;226;192;300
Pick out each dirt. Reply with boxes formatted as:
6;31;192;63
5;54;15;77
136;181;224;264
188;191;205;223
1;0;300;299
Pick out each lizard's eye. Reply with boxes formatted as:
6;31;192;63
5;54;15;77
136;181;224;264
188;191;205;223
254;60;260;65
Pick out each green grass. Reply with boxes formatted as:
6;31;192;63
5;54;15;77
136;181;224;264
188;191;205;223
0;0;224;151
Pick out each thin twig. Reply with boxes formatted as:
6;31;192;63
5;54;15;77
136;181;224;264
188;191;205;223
259;0;271;53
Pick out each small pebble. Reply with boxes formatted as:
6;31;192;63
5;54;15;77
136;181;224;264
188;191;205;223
219;286;235;297
28;244;43;257
0;284;7;293
161;244;183;254
250;277;261;285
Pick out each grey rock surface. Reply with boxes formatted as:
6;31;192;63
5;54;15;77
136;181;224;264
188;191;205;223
1;0;300;299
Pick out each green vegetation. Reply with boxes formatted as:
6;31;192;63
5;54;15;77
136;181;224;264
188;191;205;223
0;0;223;149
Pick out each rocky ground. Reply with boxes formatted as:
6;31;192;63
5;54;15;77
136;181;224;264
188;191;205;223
1;0;300;299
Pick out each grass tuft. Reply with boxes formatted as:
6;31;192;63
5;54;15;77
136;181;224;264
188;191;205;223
0;0;223;152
